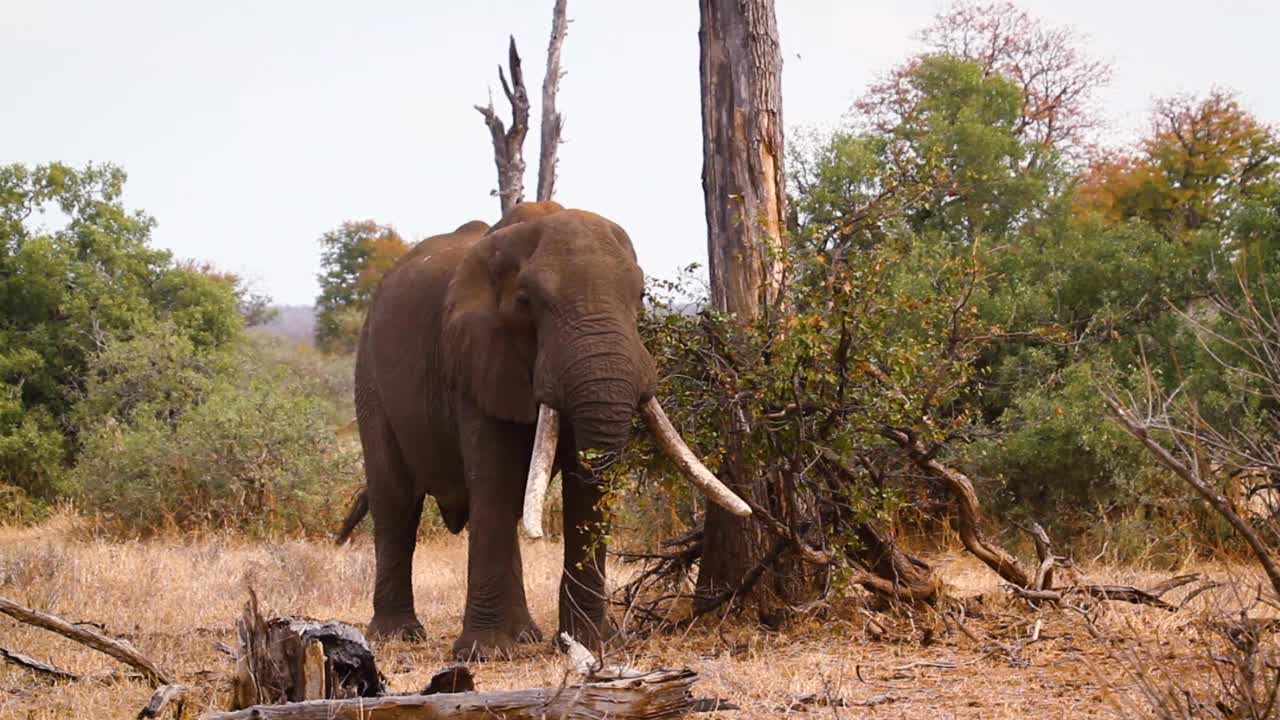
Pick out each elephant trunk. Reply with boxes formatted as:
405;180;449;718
521;323;646;538
521;319;751;539
557;322;649;454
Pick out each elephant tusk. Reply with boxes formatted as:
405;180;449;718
640;398;752;517
521;404;560;539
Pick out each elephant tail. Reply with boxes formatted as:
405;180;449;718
335;487;369;545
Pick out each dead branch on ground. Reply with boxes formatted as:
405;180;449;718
1006;582;1179;610
0;595;172;686
0;646;79;681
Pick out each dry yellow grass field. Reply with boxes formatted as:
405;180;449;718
0;514;1264;719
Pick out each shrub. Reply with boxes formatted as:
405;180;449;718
0;162;253;511
69;327;360;537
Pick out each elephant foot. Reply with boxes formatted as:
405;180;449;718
451;628;519;662
368;613;427;641
512;620;544;645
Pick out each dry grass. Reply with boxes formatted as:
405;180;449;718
0;514;1271;719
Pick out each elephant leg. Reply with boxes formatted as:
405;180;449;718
452;403;537;661
358;393;426;640
558;467;610;654
509;540;543;644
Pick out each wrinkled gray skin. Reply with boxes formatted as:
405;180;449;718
352;201;657;661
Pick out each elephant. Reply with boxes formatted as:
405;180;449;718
342;200;750;661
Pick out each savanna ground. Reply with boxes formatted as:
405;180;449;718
1;515;1265;720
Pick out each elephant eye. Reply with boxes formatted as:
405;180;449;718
514;291;531;310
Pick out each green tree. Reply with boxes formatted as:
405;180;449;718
314;221;409;353
788;53;1254;545
0;162;244;507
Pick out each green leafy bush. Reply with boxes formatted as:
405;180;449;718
69;328;360;537
0;162;257;511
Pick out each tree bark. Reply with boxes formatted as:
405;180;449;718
536;0;568;202
475;37;530;215
698;0;787;319
695;0;803;617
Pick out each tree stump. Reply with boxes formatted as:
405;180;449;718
230;591;382;710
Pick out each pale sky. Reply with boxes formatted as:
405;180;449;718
5;1;1277;305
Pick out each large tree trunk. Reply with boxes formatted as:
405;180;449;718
695;0;807;617
698;0;787;319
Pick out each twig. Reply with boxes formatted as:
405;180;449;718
1147;574;1201;597
890;660;958;671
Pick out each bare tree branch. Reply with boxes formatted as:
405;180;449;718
1104;396;1280;600
475;36;529;214
537;0;568;202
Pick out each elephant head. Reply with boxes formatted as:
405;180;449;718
442;202;750;536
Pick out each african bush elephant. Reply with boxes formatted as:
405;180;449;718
345;201;749;661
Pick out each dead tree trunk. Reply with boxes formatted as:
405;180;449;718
536;0;568;202
695;0;809;617
475;37;530;215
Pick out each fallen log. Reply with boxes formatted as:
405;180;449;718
0;646;79;681
199;669;697;720
0;595;172;685
231;590;382;709
138;683;191;719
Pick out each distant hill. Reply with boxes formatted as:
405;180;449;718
257;305;315;346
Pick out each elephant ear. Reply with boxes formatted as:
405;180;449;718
442;219;544;424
